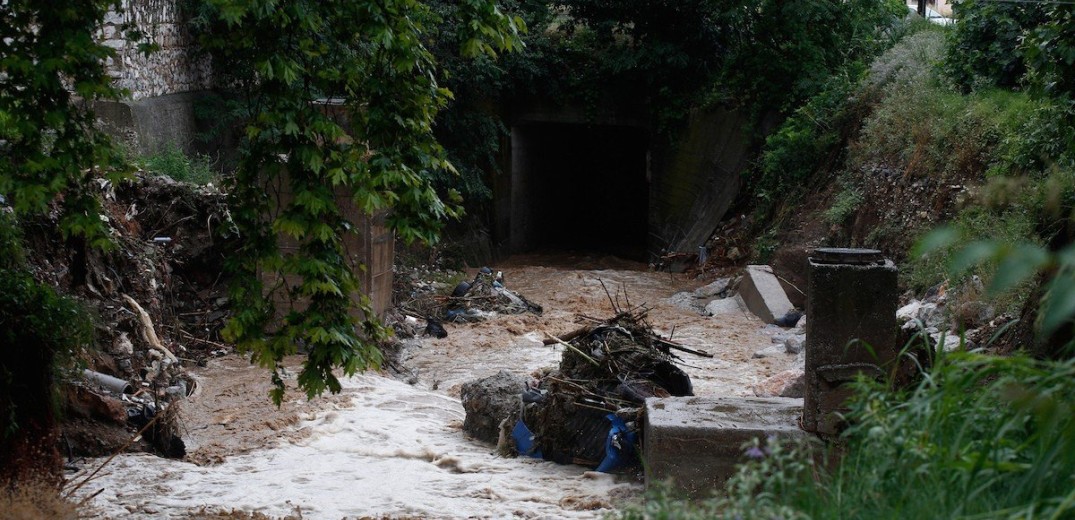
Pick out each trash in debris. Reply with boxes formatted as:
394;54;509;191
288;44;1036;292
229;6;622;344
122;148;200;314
773;309;804;327
398;267;542;323
83;369;134;395
425;318;448;339
514;291;708;471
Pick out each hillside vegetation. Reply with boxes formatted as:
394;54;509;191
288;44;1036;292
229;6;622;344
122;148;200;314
624;6;1075;518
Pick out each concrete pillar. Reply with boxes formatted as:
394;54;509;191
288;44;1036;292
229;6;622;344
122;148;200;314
803;248;897;435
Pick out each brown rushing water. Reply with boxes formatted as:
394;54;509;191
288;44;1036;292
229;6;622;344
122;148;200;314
76;255;797;519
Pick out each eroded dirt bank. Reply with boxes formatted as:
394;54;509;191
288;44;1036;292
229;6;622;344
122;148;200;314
74;255;797;519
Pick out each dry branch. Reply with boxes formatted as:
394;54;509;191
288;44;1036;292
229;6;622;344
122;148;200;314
121;293;178;363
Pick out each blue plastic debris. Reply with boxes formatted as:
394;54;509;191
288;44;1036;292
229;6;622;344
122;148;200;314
512;419;543;459
596;414;638;473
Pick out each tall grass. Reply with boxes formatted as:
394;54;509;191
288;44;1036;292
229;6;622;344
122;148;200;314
140;143;218;185
622;351;1075;519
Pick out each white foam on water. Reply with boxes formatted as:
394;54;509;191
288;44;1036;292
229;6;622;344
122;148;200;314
77;373;638;519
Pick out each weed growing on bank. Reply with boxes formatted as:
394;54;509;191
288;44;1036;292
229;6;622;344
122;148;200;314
621;352;1075;519
140;144;218;185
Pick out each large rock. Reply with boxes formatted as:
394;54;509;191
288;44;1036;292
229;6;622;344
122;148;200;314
460;371;526;445
668;291;705;314
693;278;731;298
752;370;806;398
752;344;792;359
897;299;946;330
705;294;746;316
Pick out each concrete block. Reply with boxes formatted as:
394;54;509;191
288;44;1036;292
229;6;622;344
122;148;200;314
804;249;898;436
738;265;794;324
643;396;807;498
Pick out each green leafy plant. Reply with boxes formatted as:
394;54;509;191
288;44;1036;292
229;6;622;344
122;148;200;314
0;0;136;248
140;144;218;185
188;0;524;404
620;352;1075;519
0;215;93;484
824;185;864;225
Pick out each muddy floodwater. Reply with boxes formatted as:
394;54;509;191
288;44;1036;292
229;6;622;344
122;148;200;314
74;255;798;519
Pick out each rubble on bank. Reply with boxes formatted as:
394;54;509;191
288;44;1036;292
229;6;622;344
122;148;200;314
16;172;236;458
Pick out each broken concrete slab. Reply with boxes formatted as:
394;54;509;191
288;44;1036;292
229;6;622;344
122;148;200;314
738;265;794;324
643;396;808;498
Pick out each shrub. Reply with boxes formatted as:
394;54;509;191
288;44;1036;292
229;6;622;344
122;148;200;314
823;185;863;225
943;0;1049;92
906;204;1039;312
0;215;93;484
140;144;218;185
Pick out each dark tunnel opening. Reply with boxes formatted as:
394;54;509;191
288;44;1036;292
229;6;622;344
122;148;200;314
510;123;650;260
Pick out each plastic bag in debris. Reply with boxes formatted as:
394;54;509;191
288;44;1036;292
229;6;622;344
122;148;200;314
512;419;543;459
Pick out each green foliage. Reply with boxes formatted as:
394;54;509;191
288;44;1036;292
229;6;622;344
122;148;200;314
0;215;93;440
755;67;867;211
943;0;1048;91
621;353;1075;519
752;226;779;264
946;1;1075;104
842;29;1073;315
828;353;1075;518
1022;6;1075;102
824;185;864;225
909;207;1040;312
751;19;936;217
711;0;906;115
0;0;133;249
189;0;523;403
140;144;219;185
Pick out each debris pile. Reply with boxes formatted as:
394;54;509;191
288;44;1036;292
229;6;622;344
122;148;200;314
497;295;709;471
445;267;543;321
17;172;236;457
396;267;542;328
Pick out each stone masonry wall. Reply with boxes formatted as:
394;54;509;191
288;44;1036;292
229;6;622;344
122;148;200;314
99;0;211;100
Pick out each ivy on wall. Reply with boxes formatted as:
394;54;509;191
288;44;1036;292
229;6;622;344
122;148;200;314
188;0;524;403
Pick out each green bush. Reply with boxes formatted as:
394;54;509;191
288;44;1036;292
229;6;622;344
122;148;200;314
140;144;218;185
823;185;863;225
754;68;865;213
0;214;92;444
943;0;1048;92
907;204;1038;301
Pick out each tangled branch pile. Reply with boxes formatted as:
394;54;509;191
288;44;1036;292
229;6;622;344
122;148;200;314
520;302;701;468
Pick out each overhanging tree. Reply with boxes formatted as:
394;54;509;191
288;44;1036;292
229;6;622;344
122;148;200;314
187;0;524;403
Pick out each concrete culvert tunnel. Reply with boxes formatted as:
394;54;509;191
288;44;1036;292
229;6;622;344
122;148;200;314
509;123;650;260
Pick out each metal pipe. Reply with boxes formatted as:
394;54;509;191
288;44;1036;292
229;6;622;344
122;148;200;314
83;369;134;395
